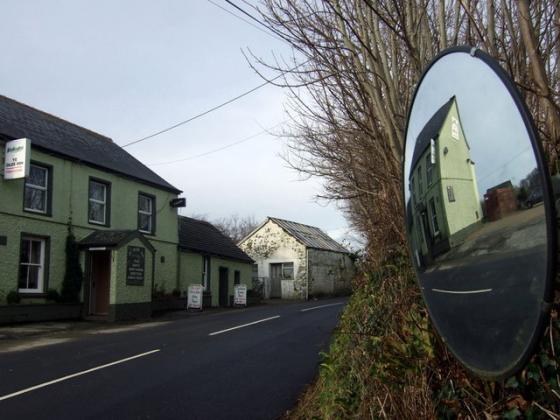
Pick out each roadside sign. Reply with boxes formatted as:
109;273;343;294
234;284;247;307
3;138;31;180
187;284;203;311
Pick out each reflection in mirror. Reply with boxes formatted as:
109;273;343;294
404;49;551;378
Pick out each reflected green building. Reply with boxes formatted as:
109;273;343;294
408;97;482;266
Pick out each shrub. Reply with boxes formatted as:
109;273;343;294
46;288;61;302
60;226;83;303
6;290;20;304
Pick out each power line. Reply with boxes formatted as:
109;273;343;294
223;0;276;35
121;65;299;149
206;0;283;42
147;122;283;166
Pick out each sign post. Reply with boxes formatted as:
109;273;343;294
3;138;31;180
233;284;247;307
187;284;203;311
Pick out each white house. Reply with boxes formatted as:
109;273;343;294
239;217;355;299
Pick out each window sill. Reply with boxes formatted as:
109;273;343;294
23;209;51;217
17;292;46;298
88;220;110;227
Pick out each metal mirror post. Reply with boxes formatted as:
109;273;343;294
403;47;556;379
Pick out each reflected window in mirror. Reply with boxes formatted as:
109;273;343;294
447;185;456;202
429;198;440;236
418;165;423;194
426;155;434;186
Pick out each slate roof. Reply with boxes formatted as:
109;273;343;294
409;96;455;175
268;217;349;253
79;230;155;252
0;95;181;193
178;216;253;263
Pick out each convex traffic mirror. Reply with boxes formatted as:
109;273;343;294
403;47;556;379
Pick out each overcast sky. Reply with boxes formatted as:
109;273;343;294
0;1;357;244
405;51;538;202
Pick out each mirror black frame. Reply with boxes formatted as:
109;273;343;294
402;45;557;380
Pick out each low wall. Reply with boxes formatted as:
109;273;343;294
151;298;186;314
0;303;83;325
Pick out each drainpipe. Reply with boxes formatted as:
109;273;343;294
151;250;156;298
176;247;181;292
305;248;309;301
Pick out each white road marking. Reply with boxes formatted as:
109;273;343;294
208;316;280;336
0;349;160;402
431;288;493;294
300;302;345;312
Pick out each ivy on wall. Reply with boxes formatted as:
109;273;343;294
60;224;83;303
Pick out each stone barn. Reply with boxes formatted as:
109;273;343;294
239;217;355;300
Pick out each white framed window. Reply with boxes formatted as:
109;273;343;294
281;262;294;280
447;185;456;202
18;237;46;293
89;180;108;225
24;164;49;214
138;193;155;234
429;198;440;236
426;155;433;186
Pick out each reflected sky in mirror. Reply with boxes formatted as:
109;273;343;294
404;51;548;377
405;53;537;202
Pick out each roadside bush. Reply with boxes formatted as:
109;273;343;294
6;290;20;304
60;227;83;303
46;288;61;302
287;254;560;419
152;284;166;300
289;252;435;419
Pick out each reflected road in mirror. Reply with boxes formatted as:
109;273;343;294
404;50;549;378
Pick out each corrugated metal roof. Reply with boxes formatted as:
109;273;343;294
268;217;349;253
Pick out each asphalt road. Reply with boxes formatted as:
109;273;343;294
0;298;347;420
419;245;547;375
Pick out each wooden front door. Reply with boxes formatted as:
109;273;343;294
270;263;282;298
90;251;111;315
219;267;229;307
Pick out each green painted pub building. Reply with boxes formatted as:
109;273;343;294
408;97;482;267
0;95;253;323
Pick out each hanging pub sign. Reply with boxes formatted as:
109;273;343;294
170;197;186;208
187;284;203;311
234;284;247;307
3;138;31;180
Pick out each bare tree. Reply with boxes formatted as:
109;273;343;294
248;0;560;264
245;1;560;417
212;214;259;243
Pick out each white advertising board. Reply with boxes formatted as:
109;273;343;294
234;284;247;307
187;284;203;310
4;138;31;180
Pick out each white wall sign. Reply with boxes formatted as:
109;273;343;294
451;117;459;140
430;138;436;164
234;284;247;306
4;138;31;180
187;284;203;310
